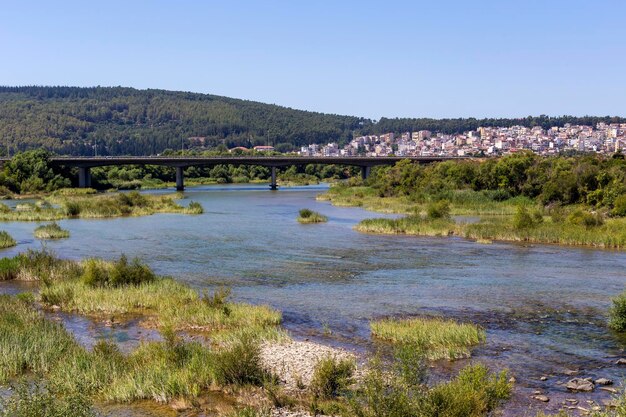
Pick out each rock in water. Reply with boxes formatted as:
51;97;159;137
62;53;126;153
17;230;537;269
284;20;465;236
532;395;550;402
595;378;613;386
566;378;595;392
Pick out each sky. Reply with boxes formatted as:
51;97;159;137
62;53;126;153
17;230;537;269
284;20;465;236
1;0;625;119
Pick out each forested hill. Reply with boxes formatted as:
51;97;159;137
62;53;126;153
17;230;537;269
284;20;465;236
0;86;625;156
0;86;367;155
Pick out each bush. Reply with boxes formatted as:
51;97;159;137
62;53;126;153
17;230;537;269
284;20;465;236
426;200;451;220
186;201;204;214
310;357;355;399
609;291;626;332
82;255;155;288
214;334;267;386
297;209;328;223
299;208;314;218
0;257;21;280
513;206;535;230
567;209;604;228
422;364;511;417
612;194;626;217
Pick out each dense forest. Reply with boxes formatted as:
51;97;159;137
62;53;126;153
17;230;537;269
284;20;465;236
0;86;625;156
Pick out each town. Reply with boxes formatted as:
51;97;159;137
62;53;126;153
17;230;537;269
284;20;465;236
291;122;626;157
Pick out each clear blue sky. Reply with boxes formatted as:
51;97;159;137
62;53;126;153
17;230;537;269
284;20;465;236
2;0;625;119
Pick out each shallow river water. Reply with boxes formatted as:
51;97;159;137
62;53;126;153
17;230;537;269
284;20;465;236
1;183;626;416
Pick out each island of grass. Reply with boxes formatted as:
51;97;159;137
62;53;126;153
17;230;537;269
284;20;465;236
371;316;486;360
34;223;70;240
0;231;16;249
297;208;328;224
0;191;203;221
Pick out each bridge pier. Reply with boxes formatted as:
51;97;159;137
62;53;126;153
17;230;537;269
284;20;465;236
78;167;91;188
175;166;185;191
361;166;371;180
270;166;278;190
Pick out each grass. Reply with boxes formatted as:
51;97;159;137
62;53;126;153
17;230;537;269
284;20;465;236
355;208;626;249
34;222;70;239
371;316;486;360
0;191;204;221
609;291;626;332
310;356;355;400
297;208;328;223
350;356;510;417
356;216;456;237
0;380;97;417
0;230;16;248
0;252;282;338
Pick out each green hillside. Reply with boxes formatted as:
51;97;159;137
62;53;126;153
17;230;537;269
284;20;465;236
0;86;624;156
0;86;367;155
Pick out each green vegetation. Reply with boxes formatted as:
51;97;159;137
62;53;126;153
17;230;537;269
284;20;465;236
609;291;626;332
0;381;97;417
0;191;203;221
0;248;517;416
186;200;204;214
0;230;16;248
310;357;355;400
322;154;626;249
0;250;281;337
34;222;70;239
1;87;624;156
371;317;486;360
348;355;510;417
297;208;328;224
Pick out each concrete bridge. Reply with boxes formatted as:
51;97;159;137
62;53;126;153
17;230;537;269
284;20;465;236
12;156;460;191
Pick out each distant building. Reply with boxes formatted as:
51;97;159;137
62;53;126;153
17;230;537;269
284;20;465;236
253;145;275;152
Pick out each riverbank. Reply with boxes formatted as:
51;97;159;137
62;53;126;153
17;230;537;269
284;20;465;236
319;184;626;250
0;249;520;417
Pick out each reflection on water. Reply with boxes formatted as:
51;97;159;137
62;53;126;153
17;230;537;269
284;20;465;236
1;183;626;415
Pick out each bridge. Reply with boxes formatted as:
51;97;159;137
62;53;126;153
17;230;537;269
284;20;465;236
5;156;461;191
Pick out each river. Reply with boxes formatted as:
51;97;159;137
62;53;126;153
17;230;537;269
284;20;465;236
1;183;625;415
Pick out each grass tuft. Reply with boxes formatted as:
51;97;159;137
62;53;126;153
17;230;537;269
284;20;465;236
371;316;485;360
297;208;328;223
0;231;17;249
34;222;70;239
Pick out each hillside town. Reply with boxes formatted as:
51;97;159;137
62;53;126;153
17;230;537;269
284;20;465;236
295;123;626;157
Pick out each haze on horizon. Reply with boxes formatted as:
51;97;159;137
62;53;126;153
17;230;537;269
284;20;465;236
1;0;625;120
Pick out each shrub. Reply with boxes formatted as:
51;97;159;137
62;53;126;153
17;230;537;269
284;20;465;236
513;206;535;230
109;255;155;287
0;257;21;280
609;291;626;332
426;200;451;220
612;194;626;217
0;231;16;249
81;255;155;288
214;334;267;386
422;364;511;417
394;343;427;387
310;357;355;399
186;201;204;214
297;209;328;223
299;208;314;218
567;209;604;228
